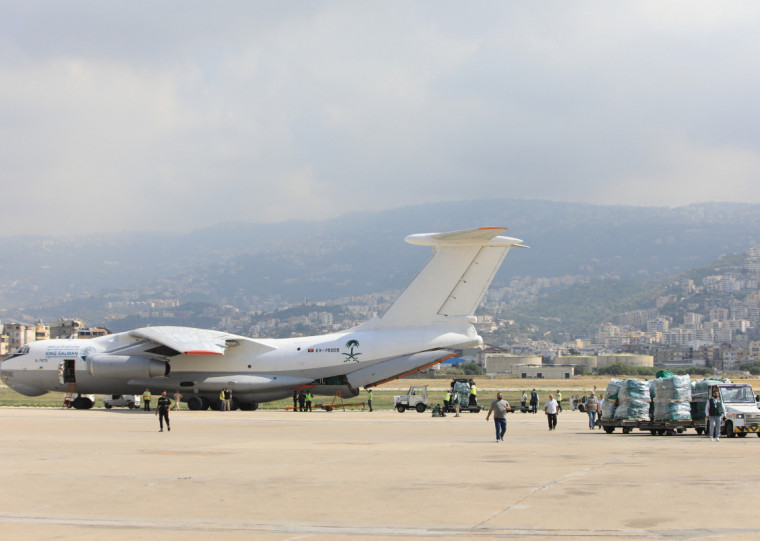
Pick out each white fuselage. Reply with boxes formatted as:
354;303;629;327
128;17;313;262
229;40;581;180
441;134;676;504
1;323;479;401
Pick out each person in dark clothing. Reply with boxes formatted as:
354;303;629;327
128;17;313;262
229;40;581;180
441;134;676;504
224;388;232;411
298;391;306;412
155;390;172;432
530;389;539;414
293;390;298;412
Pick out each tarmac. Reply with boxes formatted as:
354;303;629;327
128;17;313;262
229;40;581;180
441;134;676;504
1;405;759;540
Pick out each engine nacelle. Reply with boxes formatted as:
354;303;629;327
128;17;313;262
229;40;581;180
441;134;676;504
86;354;169;379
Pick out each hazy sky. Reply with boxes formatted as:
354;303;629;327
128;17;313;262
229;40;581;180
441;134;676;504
2;1;760;236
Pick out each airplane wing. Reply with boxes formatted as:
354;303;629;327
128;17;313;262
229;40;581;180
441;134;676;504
129;326;232;355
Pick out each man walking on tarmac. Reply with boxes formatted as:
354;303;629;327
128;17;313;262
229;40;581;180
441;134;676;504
486;392;512;442
545;393;559;430
706;387;725;441
155;390;172;432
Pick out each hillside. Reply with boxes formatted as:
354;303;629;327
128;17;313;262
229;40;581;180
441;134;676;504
2;199;760;325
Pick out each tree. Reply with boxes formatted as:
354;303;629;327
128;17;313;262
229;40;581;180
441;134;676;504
462;362;485;376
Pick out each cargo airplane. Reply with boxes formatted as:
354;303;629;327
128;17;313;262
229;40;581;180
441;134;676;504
1;227;526;410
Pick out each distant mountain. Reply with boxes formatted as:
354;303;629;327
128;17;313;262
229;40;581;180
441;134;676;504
2;199;760;322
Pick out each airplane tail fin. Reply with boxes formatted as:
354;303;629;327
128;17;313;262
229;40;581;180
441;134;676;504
361;227;526;330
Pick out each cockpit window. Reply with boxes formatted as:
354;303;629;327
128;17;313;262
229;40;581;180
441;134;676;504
8;345;30;358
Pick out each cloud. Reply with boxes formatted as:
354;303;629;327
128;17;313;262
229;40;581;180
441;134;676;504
1;1;760;236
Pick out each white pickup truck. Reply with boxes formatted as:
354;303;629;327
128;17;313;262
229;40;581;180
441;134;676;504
103;394;141;409
695;383;760;438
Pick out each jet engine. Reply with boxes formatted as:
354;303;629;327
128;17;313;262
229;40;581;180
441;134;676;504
86;354;169;378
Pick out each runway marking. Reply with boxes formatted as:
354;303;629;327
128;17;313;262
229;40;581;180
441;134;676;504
473;454;632;530
316;442;376;445
138;450;233;455
0;515;740;538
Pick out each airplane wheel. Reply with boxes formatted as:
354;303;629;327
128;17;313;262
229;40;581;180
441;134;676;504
229;398;240;411
187;396;204;411
72;397;93;410
415;403;426;413
250;402;259;411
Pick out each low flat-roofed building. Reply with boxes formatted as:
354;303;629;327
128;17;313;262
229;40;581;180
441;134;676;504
513;364;575;379
597;354;654;369
485;354;541;374
557;355;598;371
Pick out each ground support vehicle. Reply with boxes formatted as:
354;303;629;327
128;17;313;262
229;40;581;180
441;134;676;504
443;378;483;413
103;394;141;409
394;385;428;413
694;383;760;438
444;401;483;414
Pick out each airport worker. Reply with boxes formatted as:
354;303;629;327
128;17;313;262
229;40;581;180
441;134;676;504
444;390;451;410
705;387;725;441
453;391;461;417
155;390;172;432
544;394;559;430
586;392;599;429
173;391;182;411
486;392;512;442
293;390;298;412
305;391;313;412
470;382;477;406
521;391;527;408
298;390;306;411
219;388;226;411
224;388;232;411
142;388;151;411
367;388;373;412
530;389;539;414
556;390;562;412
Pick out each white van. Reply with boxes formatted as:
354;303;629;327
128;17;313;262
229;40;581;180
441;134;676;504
103;394;141;409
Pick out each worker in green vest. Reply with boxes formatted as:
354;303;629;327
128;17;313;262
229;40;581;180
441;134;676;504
142;388;151;411
219;388;226;411
305;391;313;412
444;390;451;410
469;383;478;406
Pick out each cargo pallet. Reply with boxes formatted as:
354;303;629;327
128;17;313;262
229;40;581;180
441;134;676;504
597;418;706;436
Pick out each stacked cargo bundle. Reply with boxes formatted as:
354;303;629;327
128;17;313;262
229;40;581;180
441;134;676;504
613;378;651;420
602;379;622;419
653;375;692;421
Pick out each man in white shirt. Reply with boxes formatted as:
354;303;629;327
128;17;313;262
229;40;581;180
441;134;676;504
544;394;559;430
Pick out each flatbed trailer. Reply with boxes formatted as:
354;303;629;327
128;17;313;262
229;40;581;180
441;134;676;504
598;417;705;436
